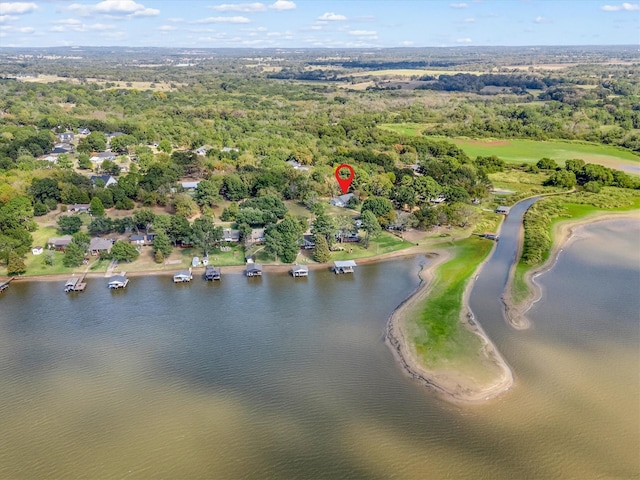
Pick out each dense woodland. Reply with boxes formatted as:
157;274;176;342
0;46;638;274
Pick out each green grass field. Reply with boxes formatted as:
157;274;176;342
412;236;493;362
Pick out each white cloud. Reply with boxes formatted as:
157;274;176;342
456;37;472;42
399;40;414;46
50;19;113;32
269;0;296;10
1;25;35;33
67;1;159;18
0;3;38;15
210;3;267;12
158;25;177;31
348;30;377;36
318;12;347;21
601;2;639;10
534;16;549;23
168;17;184;22
193;16;250;24
0;15;19;23
450;3;468;8
464;17;475;22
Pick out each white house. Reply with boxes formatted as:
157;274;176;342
329;193;355;208
32;246;44;255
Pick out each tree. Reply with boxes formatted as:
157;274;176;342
77;131;106;154
88;216;113;235
221;174;248;201
133;208;156;233
311;212;336;247
78;153;92;169
57;153;73;170
63;242;85;267
173;194;199;218
152;231;173;257
536;157;559;170
109;241;139;262
90;197;105;217
194;179;221;207
157;139;172;153
154;249;165;264
190;217;223;257
313;234;331;263
543;170;577;188
264;216;304;263
101;160;120;176
31;178;61;204
57;215;83;234
361;210;382;248
7;251;26;275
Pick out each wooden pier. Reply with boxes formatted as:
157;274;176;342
173;268;193;283
0;277;14;293
205;265;221;281
108;273;129;289
333;260;357;274
291;265;309;277
64;272;87;293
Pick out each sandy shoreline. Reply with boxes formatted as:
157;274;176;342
385;242;514;405
503;209;640;330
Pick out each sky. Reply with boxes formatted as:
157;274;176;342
0;0;638;48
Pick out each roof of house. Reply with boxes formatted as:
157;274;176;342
246;263;263;271
334;260;357;268
48;235;73;245
130;234;155;241
330;193;355;205
174;270;191;277
181;181;200;189
70;203;90;210
92;152;116;159
223;228;240;240
109;275;127;284
90;175;116;184
90;237;113;251
292;265;309;272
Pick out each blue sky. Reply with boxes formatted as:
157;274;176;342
0;1;638;48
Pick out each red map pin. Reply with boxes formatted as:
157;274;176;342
334;164;355;194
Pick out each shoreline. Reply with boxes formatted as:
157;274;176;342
385;241;514;405
503;209;640;330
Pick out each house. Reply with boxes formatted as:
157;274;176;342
222;228;240;242
291;264;309;277
57;132;74;143
245;263;263;277
339;233;360;243
89;237;113;256
108;275;128;289
173;269;193;283
205;265;221;281
32;246;43;255
90;152;116;164
250;228;265;244
78;127;90;135
301;234;315;250
192;256;201;267
430;196;446;204
107;132;125;139
43;154;59;164
194;146;208;156
496;206;510;215
129;234;155;246
90;175;118;187
48;236;73;251
330;193;355;208
69;203;90;213
333;260;357;274
287;160;310;171
52;143;73;154
181;181;200;190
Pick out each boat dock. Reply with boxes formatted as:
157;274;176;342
291;265;309;277
173;268;193;283
333;260;357;274
64;274;87;293
0;277;14;293
108;273;129;289
205;265;221;281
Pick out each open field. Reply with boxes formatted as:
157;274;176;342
350;69;482;78
15;75;182;91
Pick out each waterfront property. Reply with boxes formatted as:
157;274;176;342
330;193;355;208
223;228;241;242
64;276;86;293
301;234;315;250
205;265;221;281
48;236;73;251
246;263;263;277
291;265;309;277
173;269;193;283
108;275;129;289
129;234;155;246
333;260;357;274
89;237;113;256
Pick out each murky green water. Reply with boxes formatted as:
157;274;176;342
0;218;638;479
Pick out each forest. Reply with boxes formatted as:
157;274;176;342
0;45;638;276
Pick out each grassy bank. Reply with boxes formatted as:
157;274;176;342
411;236;494;364
511;188;640;304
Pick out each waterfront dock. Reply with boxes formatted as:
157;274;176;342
173;269;193;283
0;277;14;293
333;260;357;274
108;273;129;289
291;265;309;277
205;265;221;281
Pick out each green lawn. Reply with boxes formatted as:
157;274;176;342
412;236;494;363
331;231;414;261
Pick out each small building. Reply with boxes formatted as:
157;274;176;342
48;236;73;251
89;237;113;256
52;143;73;155
194;146;208;156
32;246;43;255
108;275;129;289
78;127;90;135
287;160;310;171
57;132;74;143
333;260;357;274
330;193;355;208
246;263;263;277
129;234;155;246
205;265;221;281
181;181;200;190
43;154;59;164
64;277;79;292
90;174;118;187
430;196;446;204
250;228;265;244
222;228;240;242
496;206;510;215
301;234;315;250
69;203;90;213
173;269;193;283
291;264;309;277
90;152;116;164
192;256;201;267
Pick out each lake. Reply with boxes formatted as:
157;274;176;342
0;218;638;479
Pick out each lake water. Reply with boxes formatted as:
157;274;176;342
0;218;638;479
